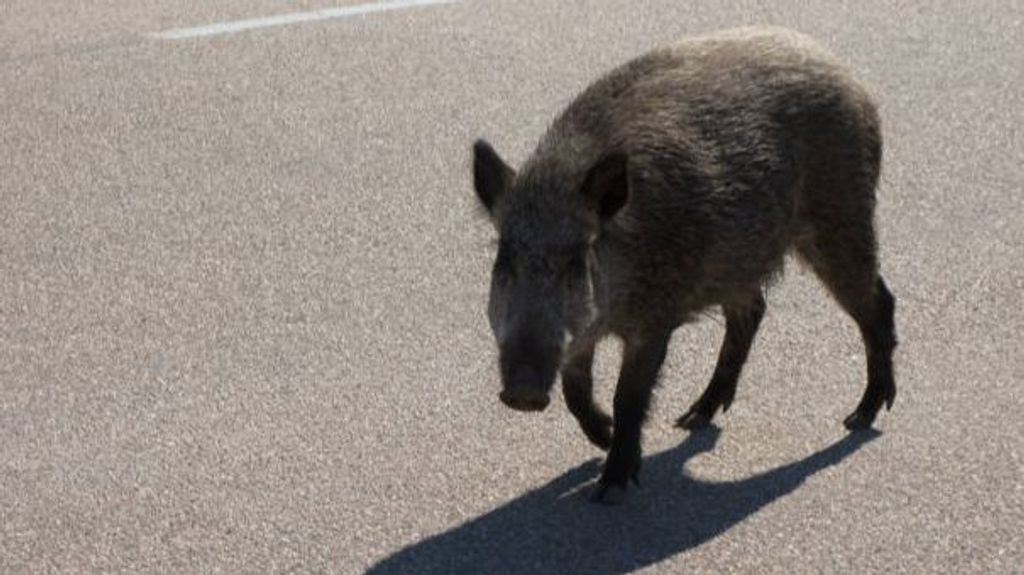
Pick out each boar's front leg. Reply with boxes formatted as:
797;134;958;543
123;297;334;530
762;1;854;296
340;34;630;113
562;345;613;450
677;294;766;429
591;331;672;504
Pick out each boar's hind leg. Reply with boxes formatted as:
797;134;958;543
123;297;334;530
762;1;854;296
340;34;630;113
677;294;766;430
561;346;613;450
842;275;897;430
591;331;672;504
797;226;897;430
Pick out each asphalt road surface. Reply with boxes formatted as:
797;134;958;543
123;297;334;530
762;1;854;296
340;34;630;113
2;1;1022;573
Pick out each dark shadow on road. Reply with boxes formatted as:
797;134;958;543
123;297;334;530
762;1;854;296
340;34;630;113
366;428;880;574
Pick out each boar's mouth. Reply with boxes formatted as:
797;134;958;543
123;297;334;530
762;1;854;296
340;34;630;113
499;387;551;412
497;344;561;412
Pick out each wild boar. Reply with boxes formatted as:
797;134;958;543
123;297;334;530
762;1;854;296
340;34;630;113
471;27;897;503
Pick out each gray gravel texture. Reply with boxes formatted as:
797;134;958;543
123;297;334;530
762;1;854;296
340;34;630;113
1;0;1021;573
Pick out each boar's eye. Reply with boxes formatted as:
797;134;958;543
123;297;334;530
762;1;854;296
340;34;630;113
561;253;587;283
570;252;587;271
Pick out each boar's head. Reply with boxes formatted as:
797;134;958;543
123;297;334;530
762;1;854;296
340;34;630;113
472;139;628;412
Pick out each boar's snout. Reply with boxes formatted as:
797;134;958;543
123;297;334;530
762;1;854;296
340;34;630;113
499;384;551;412
498;361;556;412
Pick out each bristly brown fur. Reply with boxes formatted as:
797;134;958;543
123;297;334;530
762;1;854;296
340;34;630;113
472;27;897;504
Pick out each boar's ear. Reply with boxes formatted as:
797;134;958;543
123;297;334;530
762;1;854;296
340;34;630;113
582;152;629;220
473;139;514;215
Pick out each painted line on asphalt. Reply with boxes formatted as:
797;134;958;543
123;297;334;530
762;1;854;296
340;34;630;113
152;0;459;40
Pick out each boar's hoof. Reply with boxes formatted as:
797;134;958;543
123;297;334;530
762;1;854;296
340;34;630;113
676;410;712;430
589;483;628;505
842;409;876;431
590;468;640;505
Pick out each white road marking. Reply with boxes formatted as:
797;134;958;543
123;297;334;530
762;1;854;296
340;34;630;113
152;0;459;40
